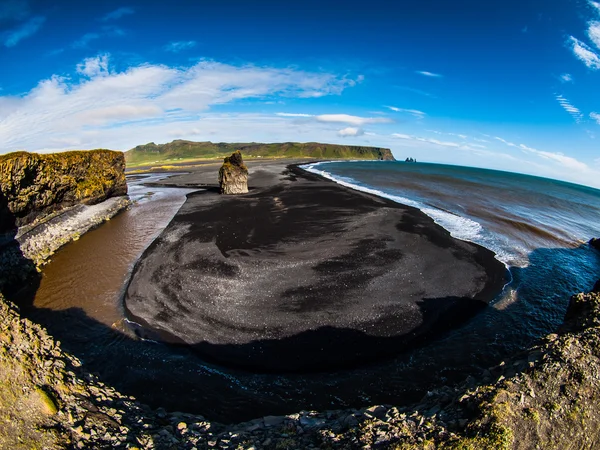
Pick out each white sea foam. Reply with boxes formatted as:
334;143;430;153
300;162;522;267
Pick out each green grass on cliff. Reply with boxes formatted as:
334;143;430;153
125;140;395;167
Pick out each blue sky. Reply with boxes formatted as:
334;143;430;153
1;0;600;187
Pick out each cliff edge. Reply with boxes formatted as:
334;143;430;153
0;150;127;232
0;150;129;284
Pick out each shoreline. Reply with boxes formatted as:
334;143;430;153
1;158;600;448
123;161;508;374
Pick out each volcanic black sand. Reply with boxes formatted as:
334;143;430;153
124;161;508;372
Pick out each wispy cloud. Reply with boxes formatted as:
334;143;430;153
560;73;573;83
338;127;363;137
394;85;436;98
392;133;460;148
591;112;600;124
3;15;45;47
72;32;100;48
416;70;443;78
556;94;584;122
101;7;134;21
164;40;197;52
275;113;313;117
0;57;358;152
590;1;600;14
385;106;426;118
519;144;590;171
314;114;392;126
588;21;600;49
568;36;600;69
72;26;125;49
494;136;517;147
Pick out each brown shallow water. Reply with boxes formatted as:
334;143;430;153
33;175;195;328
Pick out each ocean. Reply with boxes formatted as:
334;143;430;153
27;161;600;422
303;160;600;343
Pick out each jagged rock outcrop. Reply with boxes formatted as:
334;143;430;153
218;151;248;194
0;150;127;232
590;238;600;252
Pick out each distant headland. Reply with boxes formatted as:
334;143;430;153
125;140;395;167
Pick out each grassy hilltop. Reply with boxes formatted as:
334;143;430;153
125;140;395;167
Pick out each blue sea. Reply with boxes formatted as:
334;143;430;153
303;160;600;341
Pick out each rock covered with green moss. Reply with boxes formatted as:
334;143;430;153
218;150;248;194
0;150;127;232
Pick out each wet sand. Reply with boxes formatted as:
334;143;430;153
124;161;508;372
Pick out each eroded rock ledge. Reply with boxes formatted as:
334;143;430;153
2;285;600;449
0;150;129;288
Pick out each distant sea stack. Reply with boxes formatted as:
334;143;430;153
0;150;127;231
125;140;395;165
218;151;248;194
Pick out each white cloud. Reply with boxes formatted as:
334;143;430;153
591;112;600;124
76;54;110;78
560;73;573;83
568;36;600;69
275;113;313;117
101;7;134;21
591;1;600;13
3;15;45;47
164;40;197;52
519;144;590;172
494;136;517;147
0;57;359;152
314;114;392;126
385;106;426;118
589;21;600;49
556;94;584;122
416;70;443;78
338;127;363;137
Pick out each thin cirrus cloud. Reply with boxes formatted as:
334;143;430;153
3;15;46;47
100;7;134;22
556;94;584;123
0;55;359;152
415;70;442;78
591;112;600;124
568;36;600;69
385;106;426;118
164;40;197;52
493;135;591;172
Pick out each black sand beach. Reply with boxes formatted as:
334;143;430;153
124;161;508;372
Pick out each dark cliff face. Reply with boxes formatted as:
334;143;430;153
0;150;127;232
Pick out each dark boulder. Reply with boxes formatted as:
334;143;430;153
218;151;248;194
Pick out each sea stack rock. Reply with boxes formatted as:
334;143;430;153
218;150;248;194
590;238;600;252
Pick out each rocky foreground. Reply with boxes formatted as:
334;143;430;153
1;283;600;449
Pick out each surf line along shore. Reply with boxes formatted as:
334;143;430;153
123;159;509;372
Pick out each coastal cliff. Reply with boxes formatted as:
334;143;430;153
0;150;129;283
0;150;127;232
126;140;395;166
